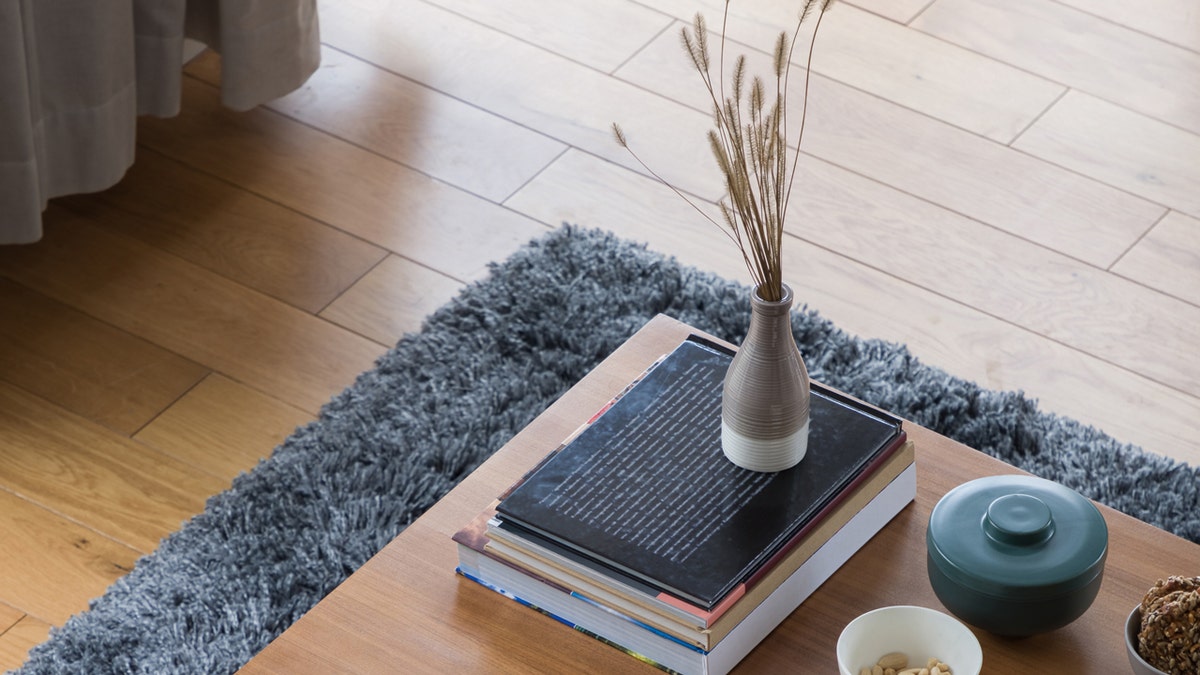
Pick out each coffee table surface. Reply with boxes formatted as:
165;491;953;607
240;315;1197;674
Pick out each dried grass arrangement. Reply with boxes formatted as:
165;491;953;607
614;0;834;303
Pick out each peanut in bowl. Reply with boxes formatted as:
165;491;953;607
835;605;982;675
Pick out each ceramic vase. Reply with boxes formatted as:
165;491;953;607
721;283;811;472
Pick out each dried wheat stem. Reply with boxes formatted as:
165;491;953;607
613;1;833;303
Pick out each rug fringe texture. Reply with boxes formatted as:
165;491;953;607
16;225;1199;674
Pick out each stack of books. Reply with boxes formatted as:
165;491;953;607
454;336;916;674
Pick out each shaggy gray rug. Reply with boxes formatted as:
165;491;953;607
16;226;1199;674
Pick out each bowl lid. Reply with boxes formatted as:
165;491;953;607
927;475;1108;598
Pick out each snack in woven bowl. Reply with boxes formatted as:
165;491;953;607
1127;576;1200;675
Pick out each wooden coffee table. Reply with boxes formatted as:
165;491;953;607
239;315;1197;673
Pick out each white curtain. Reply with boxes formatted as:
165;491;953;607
0;0;320;244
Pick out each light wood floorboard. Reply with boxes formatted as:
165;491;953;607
0;278;207;436
1113;211;1200;306
319;254;466;346
133;374;315;485
1052;0;1200;52
911;0;1200;135
318;0;726;200
142;73;551;283
0;382;226;553
0;488;139;626
188;47;568;204
58;149;391;315
616;23;1163;268
0;616;51;673
844;0;932;23
0;604;21;635
425;0;673;73
0;210;386;416
1;0;1196;667
644;0;1067;143
1014;90;1200;218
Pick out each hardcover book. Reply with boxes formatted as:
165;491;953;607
457;439;915;651
494;336;904;610
456;460;918;674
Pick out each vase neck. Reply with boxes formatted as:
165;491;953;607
745;283;797;351
751;283;794;317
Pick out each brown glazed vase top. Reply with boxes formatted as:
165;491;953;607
721;283;812;472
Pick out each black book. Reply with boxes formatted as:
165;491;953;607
495;336;903;610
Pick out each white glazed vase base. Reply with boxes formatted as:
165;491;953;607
721;418;810;473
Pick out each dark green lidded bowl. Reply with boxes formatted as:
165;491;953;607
926;475;1108;636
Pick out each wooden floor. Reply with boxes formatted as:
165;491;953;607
1;0;1197;667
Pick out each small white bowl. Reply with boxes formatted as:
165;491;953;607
1126;606;1170;675
836;605;983;675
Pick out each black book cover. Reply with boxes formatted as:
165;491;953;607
495;336;902;610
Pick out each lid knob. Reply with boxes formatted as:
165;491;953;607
983;493;1054;546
